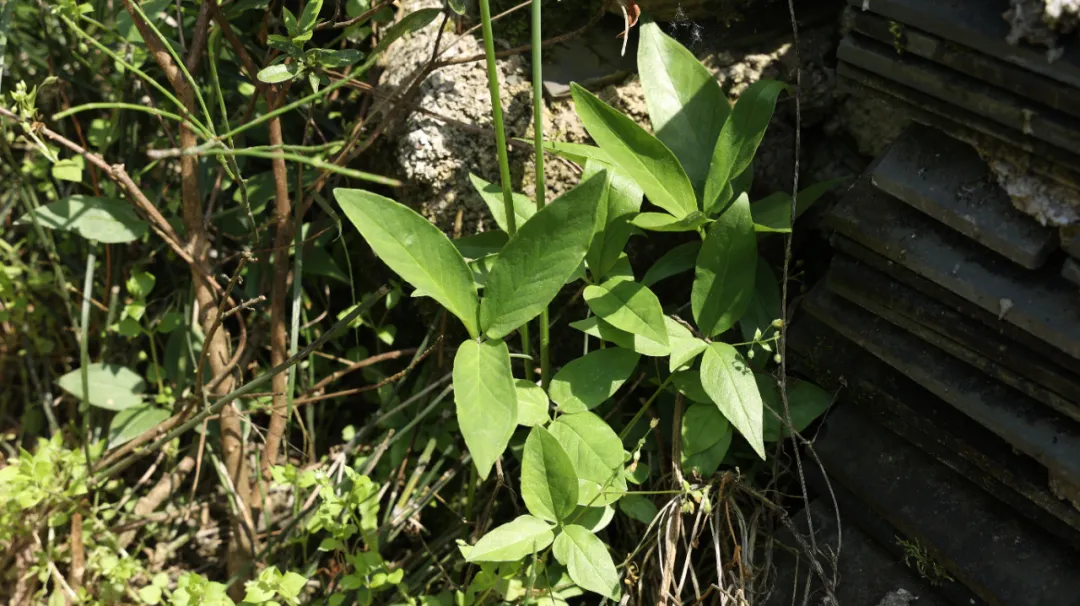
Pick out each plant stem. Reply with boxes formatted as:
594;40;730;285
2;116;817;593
530;0;551;388
619;373;675;442
80;246;96;473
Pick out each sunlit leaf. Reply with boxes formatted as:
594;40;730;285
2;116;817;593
692;193;757;337
521;426;579;523
57;363;146;411
453;339;517;480
700;343;765;459
19;196;148;244
548;347;640;413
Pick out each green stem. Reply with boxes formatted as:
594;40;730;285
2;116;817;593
52;103;187;124
186;147;400;185
619;374;675;442
530;0;551;388
80;246;96;473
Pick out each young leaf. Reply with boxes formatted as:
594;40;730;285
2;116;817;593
570;317;669;357
522;426;579;522
515;380;550;427
666;317;708;372
469;173;536;233
638;20;729;195
297;0;323;33
630;211;710;232
313;48;364;68
336;189;480;337
282;6;299;36
51;157;84;182
552;525;621;600
692;192;757;337
108;405;171;448
571;83;696;218
584;160;643;280
57;363;146;411
703;80;788;211
739;259;781;345
466;515;554;562
372;8;441;55
257;62;301;84
619;494;659;525
446;0;467;15
642;241;700;287
757;376;834;442
549;412;626;506
548;347;640;413
700;343;765;459
680;401;730;457
453;339;518;480
583;280;669;348
480;173;604;339
19;196;148;243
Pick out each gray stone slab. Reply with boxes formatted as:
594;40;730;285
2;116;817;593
767;499;952;606
849;9;1080;119
839;35;1080;156
1064;228;1080;258
802;282;1080;489
837;65;1080;183
846;0;1080;89
789;309;1080;550
822;167;1080;363
809;400;1080;606
826;254;1080;420
1065;258;1080;287
541;20;635;98
871;124;1057;269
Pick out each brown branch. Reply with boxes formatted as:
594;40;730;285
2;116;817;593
316;0;394;30
307;348;417;394
117;455;196;548
68;511;85;596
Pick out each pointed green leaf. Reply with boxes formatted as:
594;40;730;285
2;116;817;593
584;280;668;348
282;6;298;36
447;0;467;15
57;363;146;411
550;412;626;506
700;343;765;459
297;0;323;32
752;178;846;234
257;61;301;83
453;339;517;479
667;317;708;372
681;401;730;457
466;515;555;562
51;157;84;183
336;189;480;337
584;160;643;280
692;192;757;337
619;494;659;525
549;348;640;413
552;525;621;600
372;8;441;55
522;426;579;522
681;428;732;477
468;173;537;233
454;231;508;261
480;173;604;339
630;211;710;232
703;79;788;210
758;375;833;442
642;241;700;287
19;196;148;243
515;380;550;427
540;140;614;167
108;405;171;448
672;369;711;404
313;48;364;68
739;259;781;344
572;505;616;532
570;317;670;357
639;20;729;195
571;83;696;218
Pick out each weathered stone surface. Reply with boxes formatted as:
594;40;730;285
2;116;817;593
789;309;1080;549
823;171;1080;363
871;125;1057;269
809;398;1080;606
767;499;950;606
541;20;636;99
839;36;1080;156
1064;226;1080;256
827;254;1080;418
845;0;1080;88
1064;257;1080;286
849;9;1080;118
803;281;1080;488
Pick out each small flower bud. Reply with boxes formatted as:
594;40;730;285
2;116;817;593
773;353;782;364
747;349;755;359
771;319;785;328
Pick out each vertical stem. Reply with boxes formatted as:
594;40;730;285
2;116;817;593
530;0;551;388
79;247;96;473
478;0;531;378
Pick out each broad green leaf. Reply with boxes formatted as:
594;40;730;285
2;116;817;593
572;505;616;532
297;0;323;33
642;241;700;287
305;246;349;283
618;494;659;525
571;83;696;218
453;340;517;480
583;280;668;348
257;62;301;84
630;211;710;232
584;160;643;280
739;259;781;344
666;317;708;372
522;426;579;522
515;380;550;427
282;6;299;36
672;369;710;404
681;429;732;477
549;412;626;506
480;173;604;339
681;401;730;457
469;173;537;233
569;317;669;357
466;515;555;562
638;20;729;196
372;8;441;54
752;178;846;233
700;343;765;459
692;193;757;337
758;375;833;442
540;140;614;167
108;405;171;448
19;196;148;243
57;363;146;411
313;48;364;68
51;157;84;182
454;231;508;260
127;270;155;298
548;348;640;413
447;0;467;15
606;253;636;283
336;189;480;337
552;525;621;600
703;80;788;211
